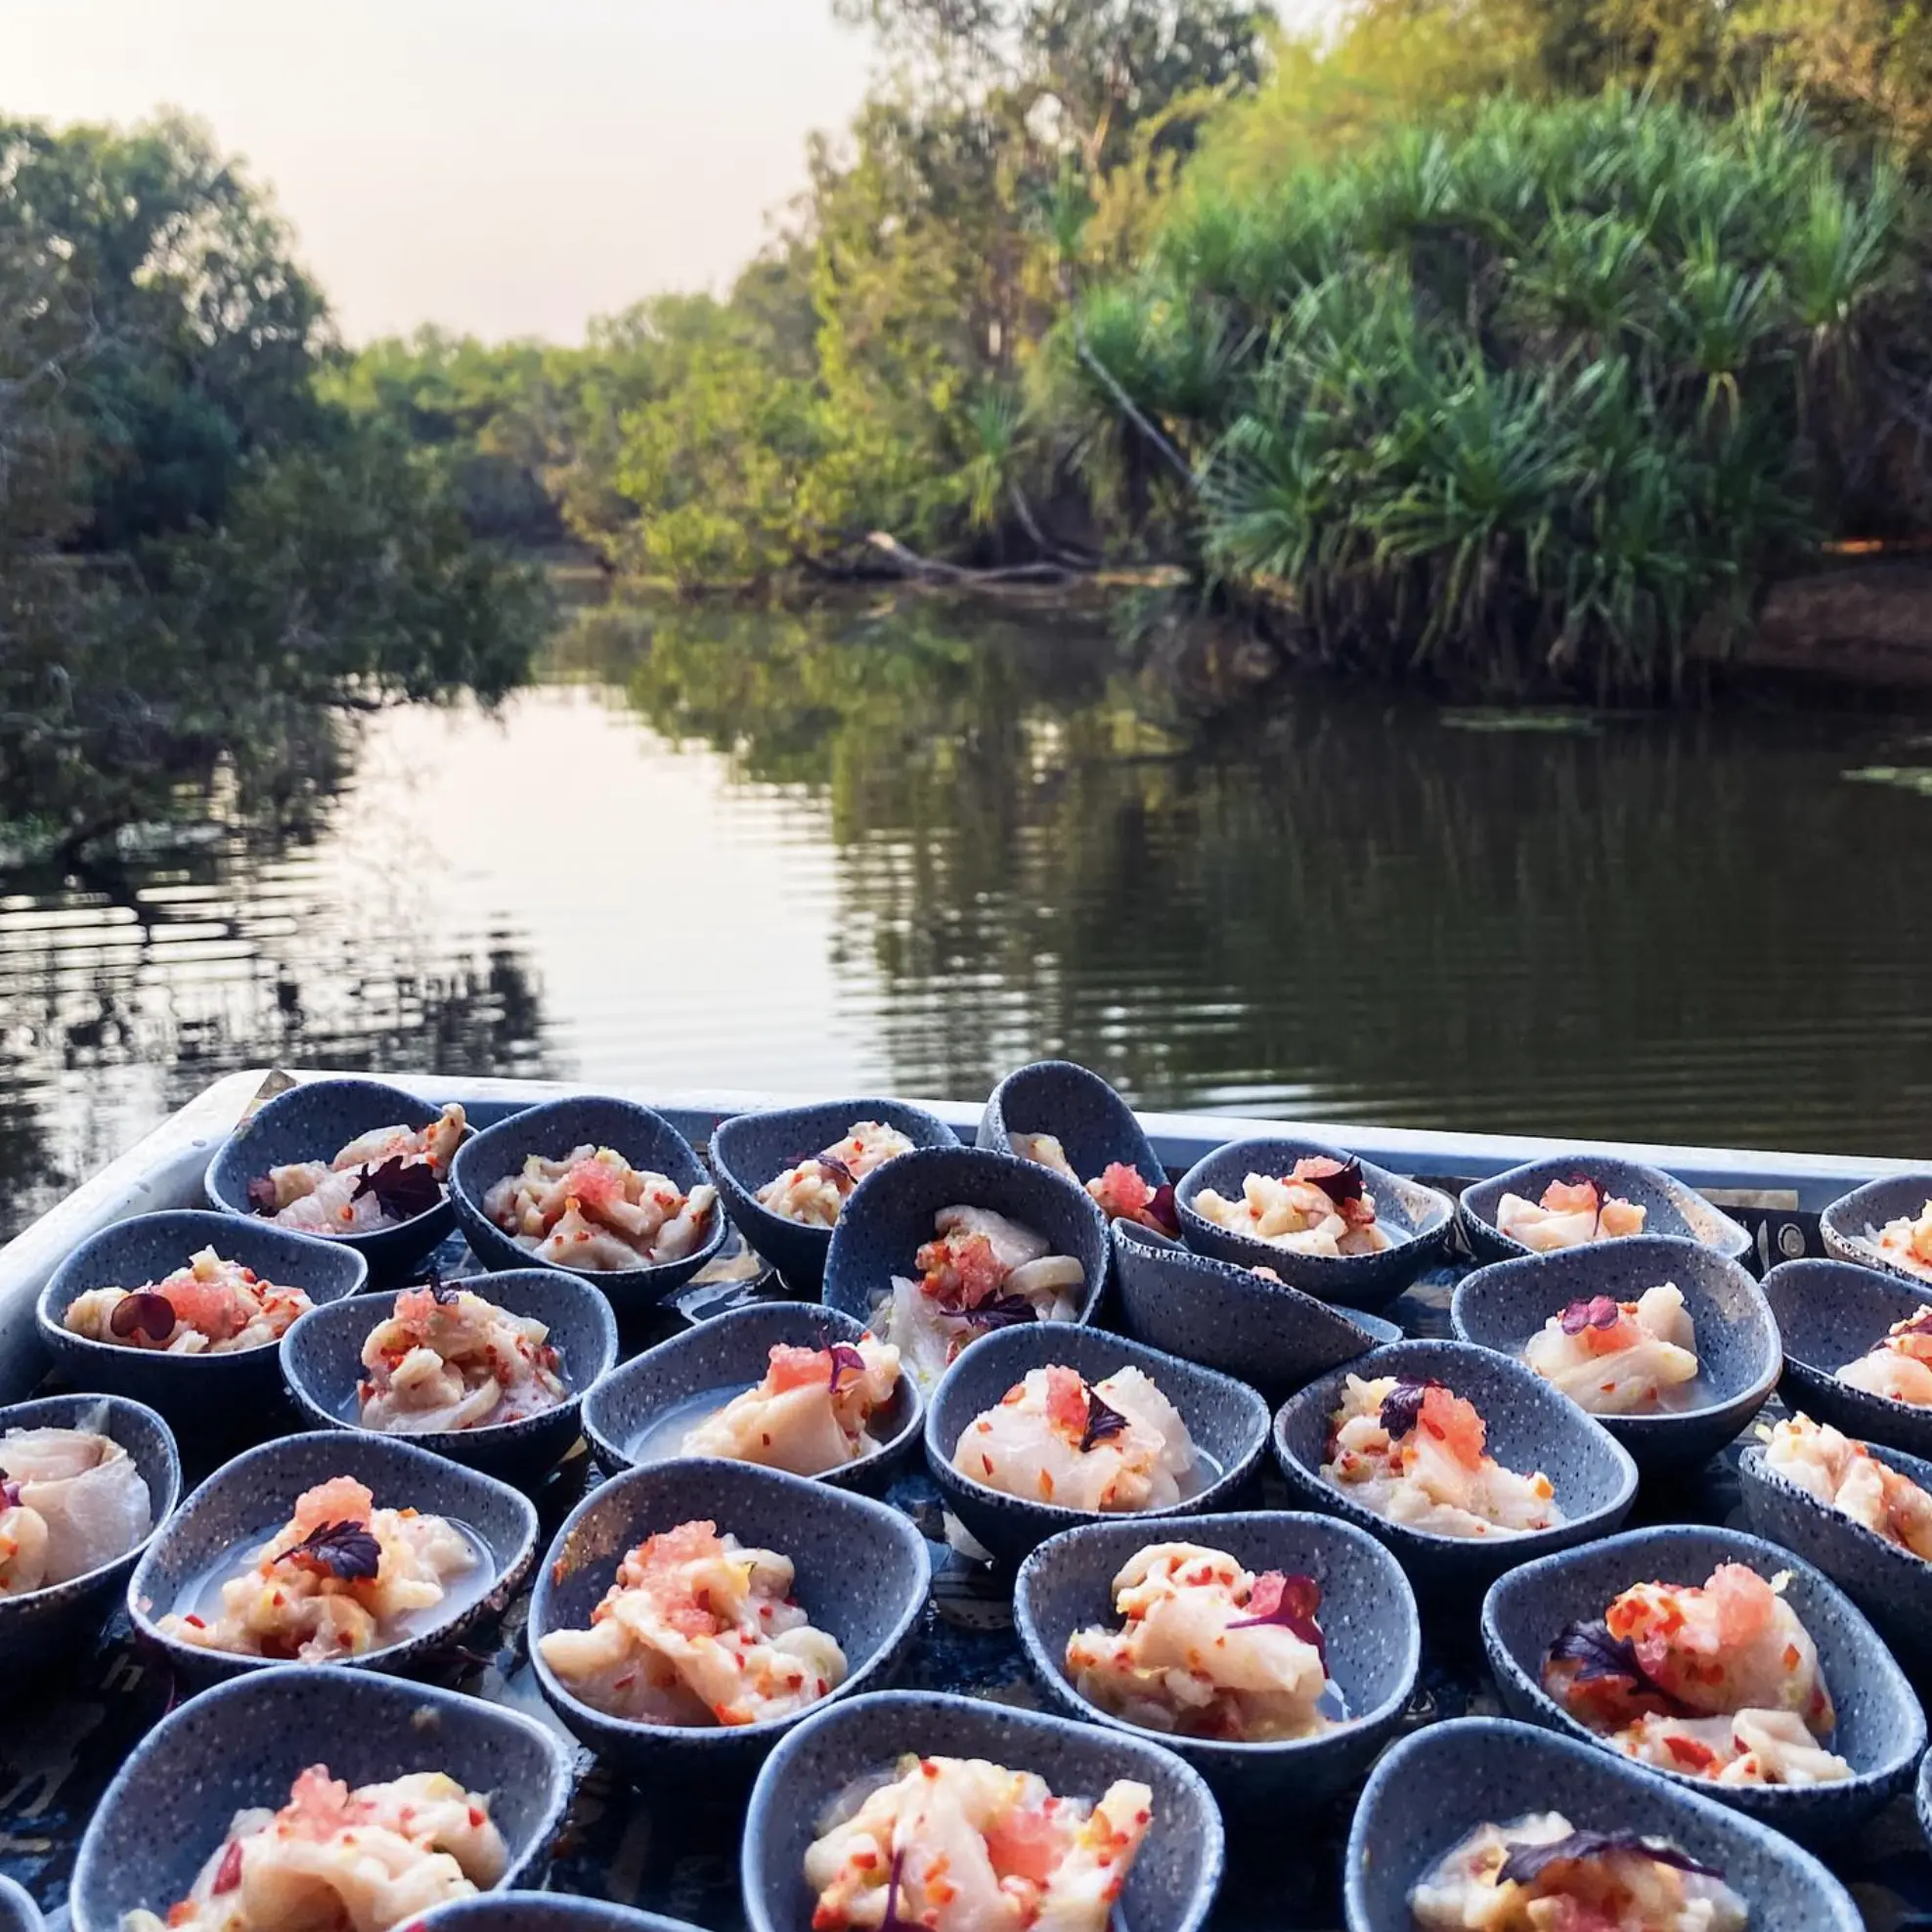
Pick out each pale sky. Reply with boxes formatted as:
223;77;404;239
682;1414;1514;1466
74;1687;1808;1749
7;0;876;342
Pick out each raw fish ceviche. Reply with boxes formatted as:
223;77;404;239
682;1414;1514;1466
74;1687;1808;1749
804;1754;1153;1931
155;1476;475;1663
681;1336;902;1477
879;1208;1086;1384
1067;1541;1337;1741
0;1425;153;1596
1191;1157;1391;1256
250;1105;466;1237
1867;1198;1932;1283
359;1284;567;1434
539;1519;845;1728
757;1121;917;1228
1835;1306;1932;1406
66;1249;311;1355
1007;1132;1177;1237
1759;1413;1932;1556
1495;1177;1647;1252
1322;1375;1559;1537
122;1765;505;1932
1522;1286;1700;1416
1542;1562;1850;1786
1410;1813;1746;1931
952;1365;1197;1512
483;1145;716;1271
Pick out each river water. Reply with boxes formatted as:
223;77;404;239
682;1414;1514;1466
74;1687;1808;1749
4;598;1930;1239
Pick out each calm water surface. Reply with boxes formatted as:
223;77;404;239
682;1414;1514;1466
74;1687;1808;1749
5;600;1931;1239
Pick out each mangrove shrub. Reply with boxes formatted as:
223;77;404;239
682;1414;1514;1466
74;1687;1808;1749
1063;91;1931;695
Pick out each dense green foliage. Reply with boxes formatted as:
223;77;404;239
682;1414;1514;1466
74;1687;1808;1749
332;0;1932;698
0;115;548;851
1103;91;1927;691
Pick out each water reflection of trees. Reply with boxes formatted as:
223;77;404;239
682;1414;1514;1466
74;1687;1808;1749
0;834;557;1240
598;599;1932;1155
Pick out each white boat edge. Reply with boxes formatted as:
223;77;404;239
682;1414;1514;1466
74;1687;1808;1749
0;1066;1917;1404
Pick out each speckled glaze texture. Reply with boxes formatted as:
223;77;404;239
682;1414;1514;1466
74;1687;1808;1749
281;1269;618;1480
37;1209;367;1431
742;1690;1225;1932
1457;1154;1753;1265
1821;1173;1932;1289
68;1664;575;1932
1272;1339;1639;1597
1918;1749;1932;1856
451;1095;725;1307
1449;1235;1779;1471
204;1077;463;1277
0;1392;180;1670
1345;1718;1862;1932
415;1897;706;1932
1480;1522;1925;1842
820;1143;1109;1335
1014;1509;1420;1812
1738;1433;1932;1666
1175;1136;1452;1310
1762;1258;1932;1458
1113;1219;1394;1394
529;1458;930;1775
0;1875;39;1932
923;1322;1271;1566
711;1098;958;1291
978;1060;1167;1196
581;1301;923;1491
126;1427;539;1684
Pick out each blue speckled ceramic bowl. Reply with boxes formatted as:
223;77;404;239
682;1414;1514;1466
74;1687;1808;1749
1919;1747;1932;1857
281;1269;618;1480
452;1095;725;1308
1821;1172;1932;1290
1739;1429;1932;1667
742;1690;1224;1932
979;1060;1167;1200
1175;1137;1452;1310
416;1898;704;1932
1458;1154;1753;1266
205;1077;464;1277
710;1098;958;1291
69;1664;575;1932
127;1427;539;1685
1450;1236;1779;1471
1015;1509;1420;1812
1345;1717;1862;1932
0;1392;180;1670
0;1876;38;1932
1272;1339;1639;1596
1762;1258;1932;1459
1113;1219;1396;1394
924;1322;1271;1566
582;1301;924;1492
820;1143;1109;1345
530;1459;929;1776
37;1209;366;1432
1481;1522;1925;1842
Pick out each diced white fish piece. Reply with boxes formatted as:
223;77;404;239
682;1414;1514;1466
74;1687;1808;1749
1521;1282;1700;1414
954;1364;1196;1513
1010;1130;1079;1179
1411;1811;1748;1932
804;1754;1153;1932
681;1336;901;1476
934;1205;1050;1272
0;1426;152;1589
1763;1412;1932;1557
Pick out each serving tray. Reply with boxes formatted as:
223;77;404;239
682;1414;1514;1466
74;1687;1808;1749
1;1071;1925;1931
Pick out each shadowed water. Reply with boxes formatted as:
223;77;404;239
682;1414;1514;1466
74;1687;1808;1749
4;597;1931;1241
